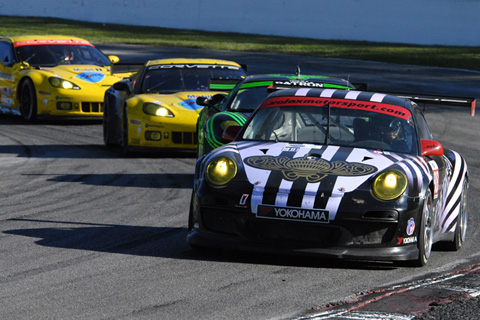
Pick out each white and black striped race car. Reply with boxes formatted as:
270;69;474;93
187;88;471;267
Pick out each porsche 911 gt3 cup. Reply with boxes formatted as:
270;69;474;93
103;58;246;154
0;35;131;120
188;88;471;267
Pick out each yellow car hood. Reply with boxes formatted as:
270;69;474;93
42;64;121;87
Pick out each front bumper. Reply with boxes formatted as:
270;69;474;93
187;229;419;261
36;89;106;117
126;115;198;151
188;189;423;262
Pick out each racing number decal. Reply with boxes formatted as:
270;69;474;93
240;194;249;205
428;160;439;199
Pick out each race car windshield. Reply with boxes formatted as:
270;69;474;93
141;65;246;93
15;45;111;67
241;104;417;154
229;86;269;112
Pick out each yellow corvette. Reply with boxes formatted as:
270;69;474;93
0;35;131;120
103;58;246;154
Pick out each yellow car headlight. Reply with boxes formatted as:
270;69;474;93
143;103;174;117
206;156;237;186
372;169;407;200
48;77;80;90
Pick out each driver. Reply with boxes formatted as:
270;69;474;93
378;118;409;152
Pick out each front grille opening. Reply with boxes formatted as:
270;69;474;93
81;102;103;113
172;132;198;145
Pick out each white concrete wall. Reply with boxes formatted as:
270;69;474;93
1;0;479;46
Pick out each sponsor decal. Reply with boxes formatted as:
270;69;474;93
274;80;325;88
0;73;14;81
178;98;203;111
73;68;103;72
260;96;411;120
428;160;439;199
397;236;418;245
404;236;417;244
244;155;377;183
257;204;329;223
240;194;249;205
0;86;12;96
282;146;300;152
149;64;240;71
406;217;415;236
14;39;93;47
75;72;105;83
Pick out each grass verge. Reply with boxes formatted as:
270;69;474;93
1;15;480;71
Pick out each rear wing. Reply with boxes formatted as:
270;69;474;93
384;91;477;117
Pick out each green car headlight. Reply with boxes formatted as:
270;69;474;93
143;103;174;117
49;77;80;90
206;156;237;186
372;169;407;200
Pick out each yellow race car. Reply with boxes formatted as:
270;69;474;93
103;58;247;154
0;35;132;120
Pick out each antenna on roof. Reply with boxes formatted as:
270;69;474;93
295;65;301;77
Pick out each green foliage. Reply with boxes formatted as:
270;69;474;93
1;15;479;70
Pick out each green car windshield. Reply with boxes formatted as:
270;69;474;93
230;86;269;112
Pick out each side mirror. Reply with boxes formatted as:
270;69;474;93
222;125;242;142
113;81;131;95
196;93;226;110
12;61;30;71
196;96;210;107
108;55;120;64
421;139;444;156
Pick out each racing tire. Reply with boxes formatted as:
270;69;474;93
103;102;113;147
122;107;132;157
445;178;468;251
412;189;434;267
187;191;204;252
20;79;37;122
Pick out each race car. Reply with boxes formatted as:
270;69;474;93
187;88;470;267
195;72;363;157
0;35;132;120
103;58;246;154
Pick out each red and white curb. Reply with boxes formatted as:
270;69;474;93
285;264;480;320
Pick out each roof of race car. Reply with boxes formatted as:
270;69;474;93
144;58;244;68
208;73;356;92
2;35;94;46
261;88;414;115
240;73;353;87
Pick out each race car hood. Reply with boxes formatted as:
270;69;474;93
224;141;429;199
138;91;214;115
40;65;120;87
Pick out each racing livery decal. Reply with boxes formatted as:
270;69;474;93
75;72;106;83
257;204;329;223
244;155;377;182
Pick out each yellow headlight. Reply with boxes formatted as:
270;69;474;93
372;170;407;200
48;77;79;90
61;81;73;89
143;103;174;117
206;156;237;186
